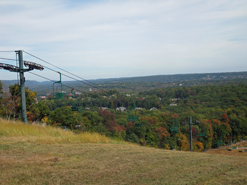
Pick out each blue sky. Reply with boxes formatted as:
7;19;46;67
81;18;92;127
0;0;247;82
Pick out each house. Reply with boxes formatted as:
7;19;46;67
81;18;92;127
170;103;177;106
116;107;126;112
99;107;108;110
135;107;143;110
150;107;157;111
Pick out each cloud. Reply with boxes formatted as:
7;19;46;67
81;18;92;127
0;0;246;81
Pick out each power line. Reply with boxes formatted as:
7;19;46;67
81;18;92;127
23;51;107;92
0;51;15;52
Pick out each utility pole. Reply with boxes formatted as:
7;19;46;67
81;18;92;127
183;117;199;151
0;50;44;123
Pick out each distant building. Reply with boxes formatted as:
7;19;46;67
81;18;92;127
135;107;143;110
170;103;177;106
40;96;46;99
99;107;108;110
150;107;157;111
116;107;126;112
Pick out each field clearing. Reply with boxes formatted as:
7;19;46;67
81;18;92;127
1;119;247;184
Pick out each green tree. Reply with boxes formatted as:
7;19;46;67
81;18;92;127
49;107;81;129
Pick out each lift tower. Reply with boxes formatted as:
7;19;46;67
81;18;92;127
0;50;44;123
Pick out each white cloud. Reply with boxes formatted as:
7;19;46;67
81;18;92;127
0;0;246;81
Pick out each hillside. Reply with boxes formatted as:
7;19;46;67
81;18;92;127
1;119;247;184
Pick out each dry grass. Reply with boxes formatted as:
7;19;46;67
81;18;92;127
0;118;115;144
0;119;247;184
206;141;247;156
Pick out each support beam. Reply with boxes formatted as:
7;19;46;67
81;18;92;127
189;117;193;151
16;50;28;123
183;117;199;151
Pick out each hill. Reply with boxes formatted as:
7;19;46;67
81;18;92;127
0;119;247;184
2;71;247;95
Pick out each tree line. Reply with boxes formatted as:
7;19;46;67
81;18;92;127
0;81;247;151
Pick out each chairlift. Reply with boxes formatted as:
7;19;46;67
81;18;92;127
128;102;142;127
199;124;206;137
70;88;82;112
171;118;179;133
53;72;64;99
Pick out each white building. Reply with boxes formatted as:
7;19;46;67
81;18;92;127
116;107;127;112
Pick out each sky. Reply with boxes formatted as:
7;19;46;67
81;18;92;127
0;0;247;82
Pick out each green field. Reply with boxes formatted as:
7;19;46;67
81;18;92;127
1;119;247;184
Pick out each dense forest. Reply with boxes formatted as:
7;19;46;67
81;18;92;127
1;80;247;151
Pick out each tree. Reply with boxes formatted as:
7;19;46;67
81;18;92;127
49;107;81;129
98;109;120;135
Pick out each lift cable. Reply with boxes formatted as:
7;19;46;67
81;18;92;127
37;63;105;93
23;51;107;92
0;51;15;52
22;59;104;92
27;71;88;94
0;57;16;61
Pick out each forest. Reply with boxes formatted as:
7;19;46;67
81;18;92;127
1;80;247;151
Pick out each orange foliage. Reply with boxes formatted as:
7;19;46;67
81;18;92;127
172;114;179;117
194;141;204;152
179;133;190;151
222;114;229;123
212;119;221;126
127;121;134;128
155;127;170;139
141;116;158;125
222;122;231;131
115;125;126;132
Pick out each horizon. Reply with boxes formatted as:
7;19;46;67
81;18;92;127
1;70;247;83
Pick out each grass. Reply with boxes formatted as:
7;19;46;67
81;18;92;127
206;141;247;156
0;118;120;144
1;119;247;184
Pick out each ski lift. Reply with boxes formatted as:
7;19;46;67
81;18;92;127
218;136;223;145
53;72;64;99
199;124;206;137
128;102;142;127
171;118;179;133
70;88;81;112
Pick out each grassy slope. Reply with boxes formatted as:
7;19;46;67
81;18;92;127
1;119;247;185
